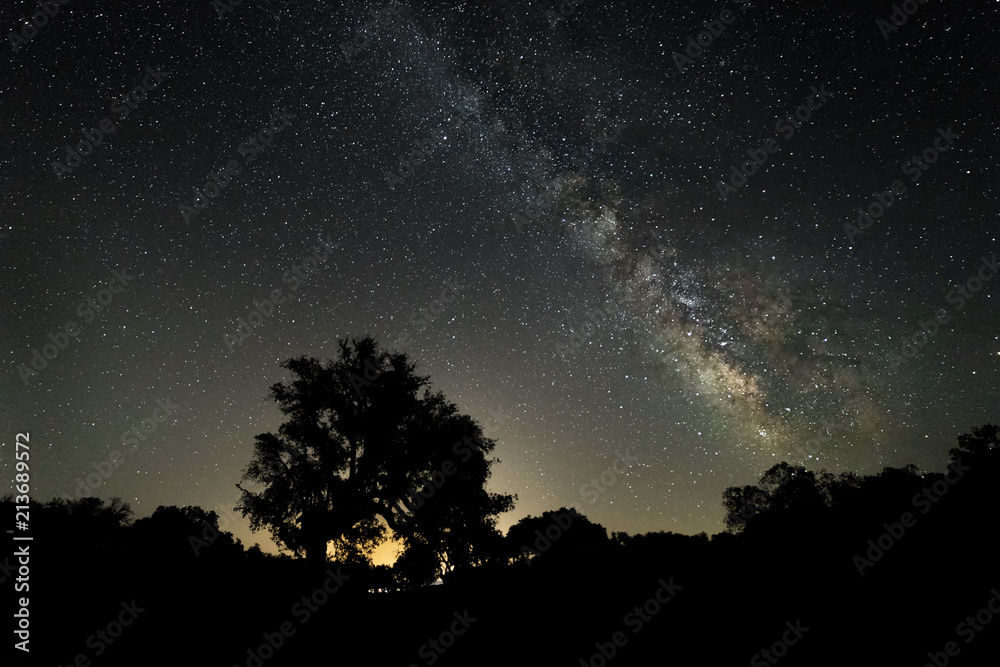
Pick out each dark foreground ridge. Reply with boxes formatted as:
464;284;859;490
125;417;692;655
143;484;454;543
5;424;999;666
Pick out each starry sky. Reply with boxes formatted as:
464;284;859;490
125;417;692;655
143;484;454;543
2;0;998;561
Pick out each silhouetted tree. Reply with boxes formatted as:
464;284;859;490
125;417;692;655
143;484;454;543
721;483;770;534
722;462;828;534
130;504;242;561
41;495;133;539
392;540;441;588
236;336;516;575
949;422;999;470
505;507;609;565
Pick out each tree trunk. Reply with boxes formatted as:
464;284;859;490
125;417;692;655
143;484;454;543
302;508;328;569
307;538;328;569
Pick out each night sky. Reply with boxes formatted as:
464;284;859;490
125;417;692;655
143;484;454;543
2;0;998;563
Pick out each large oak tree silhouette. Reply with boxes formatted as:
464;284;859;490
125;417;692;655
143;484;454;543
236;336;515;582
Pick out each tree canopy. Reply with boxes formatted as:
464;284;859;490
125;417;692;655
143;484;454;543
722;423;1000;536
236;336;516;577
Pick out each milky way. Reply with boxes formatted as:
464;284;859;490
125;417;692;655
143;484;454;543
1;0;997;551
